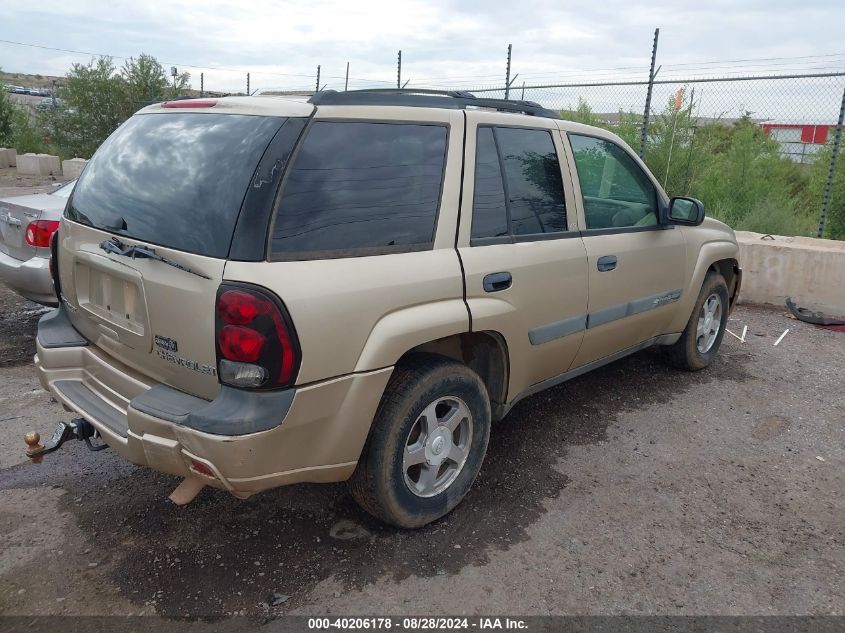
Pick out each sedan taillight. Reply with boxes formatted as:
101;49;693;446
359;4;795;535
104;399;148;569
25;220;60;247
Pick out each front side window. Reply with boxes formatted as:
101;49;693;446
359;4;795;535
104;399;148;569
569;134;658;230
271;121;448;258
471;126;567;241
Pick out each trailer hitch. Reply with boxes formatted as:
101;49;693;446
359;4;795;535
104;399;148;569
24;418;108;463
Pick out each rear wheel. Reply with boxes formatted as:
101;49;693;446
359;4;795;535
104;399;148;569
350;355;491;528
665;272;729;371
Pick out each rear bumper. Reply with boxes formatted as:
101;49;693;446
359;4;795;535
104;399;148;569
34;310;392;496
0;250;56;305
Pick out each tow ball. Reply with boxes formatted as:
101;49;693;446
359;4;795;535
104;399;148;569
24;418;108;463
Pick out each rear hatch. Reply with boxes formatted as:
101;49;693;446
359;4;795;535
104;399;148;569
58;108;290;400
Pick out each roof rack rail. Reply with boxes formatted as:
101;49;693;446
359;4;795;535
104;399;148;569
308;89;561;119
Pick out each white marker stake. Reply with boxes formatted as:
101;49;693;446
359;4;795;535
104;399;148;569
725;328;743;341
774;329;789;346
741;325;748;343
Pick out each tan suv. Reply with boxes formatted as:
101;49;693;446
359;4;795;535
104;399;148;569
29;90;740;528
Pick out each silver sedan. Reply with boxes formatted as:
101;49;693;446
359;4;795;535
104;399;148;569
0;180;75;305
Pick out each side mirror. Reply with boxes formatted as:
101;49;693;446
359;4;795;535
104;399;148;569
668;197;705;226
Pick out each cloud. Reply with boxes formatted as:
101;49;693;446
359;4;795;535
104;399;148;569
1;0;843;94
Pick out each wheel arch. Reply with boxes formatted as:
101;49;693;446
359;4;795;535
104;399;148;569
668;241;740;332
398;331;510;421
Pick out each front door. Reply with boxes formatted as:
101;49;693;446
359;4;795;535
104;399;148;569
563;132;687;368
458;112;589;400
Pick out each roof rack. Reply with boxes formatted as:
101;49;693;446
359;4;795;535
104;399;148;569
308;89;561;119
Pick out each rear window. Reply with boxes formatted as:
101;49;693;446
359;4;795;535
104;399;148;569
67;113;286;258
270;121;448;259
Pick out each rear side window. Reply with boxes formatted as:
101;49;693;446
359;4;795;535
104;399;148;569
67;113;287;258
271;121;448;259
470;126;568;242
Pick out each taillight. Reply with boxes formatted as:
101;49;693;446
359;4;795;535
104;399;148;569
25;220;60;247
214;284;300;390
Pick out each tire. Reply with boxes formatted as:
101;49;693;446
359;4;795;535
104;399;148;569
350;354;491;529
664;271;730;371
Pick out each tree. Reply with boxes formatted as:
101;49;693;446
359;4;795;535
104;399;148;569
0;69;14;145
43;53;192;158
122;54;190;109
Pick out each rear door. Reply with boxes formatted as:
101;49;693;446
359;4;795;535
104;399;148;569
562;132;687;368
458;112;589;401
58;110;296;400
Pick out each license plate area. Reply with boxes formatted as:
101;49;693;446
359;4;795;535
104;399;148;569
74;256;149;349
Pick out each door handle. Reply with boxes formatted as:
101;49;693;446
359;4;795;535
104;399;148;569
483;272;512;292
597;255;617;272
7;217;22;228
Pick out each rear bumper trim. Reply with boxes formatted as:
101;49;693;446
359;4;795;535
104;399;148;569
53;379;128;437
37;305;88;348
130;384;295;435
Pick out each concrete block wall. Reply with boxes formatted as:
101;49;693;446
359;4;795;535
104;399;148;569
0;148;17;168
16;153;62;177
38;154;61;176
736;231;845;314
16;153;45;176
61;158;88;180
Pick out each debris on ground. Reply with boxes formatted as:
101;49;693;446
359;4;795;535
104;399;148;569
786;297;845;333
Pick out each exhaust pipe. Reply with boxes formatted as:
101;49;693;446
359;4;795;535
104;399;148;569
169;477;206;505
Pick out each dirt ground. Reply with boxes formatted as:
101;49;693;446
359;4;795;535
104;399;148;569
0;269;843;622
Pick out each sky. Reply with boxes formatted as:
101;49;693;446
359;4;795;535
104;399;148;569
1;0;844;112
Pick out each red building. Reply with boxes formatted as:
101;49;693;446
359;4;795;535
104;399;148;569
761;123;834;164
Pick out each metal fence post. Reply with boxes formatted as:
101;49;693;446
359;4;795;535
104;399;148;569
200;73;203;98
639;27;660;159
505;44;512;99
397;50;402;89
316;65;321;92
817;83;845;238
246;72;250;95
345;62;349;91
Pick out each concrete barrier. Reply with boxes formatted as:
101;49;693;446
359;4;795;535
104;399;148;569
16;153;45;176
38;154;61;176
0;148;17;167
736;231;845;314
61;158;88;179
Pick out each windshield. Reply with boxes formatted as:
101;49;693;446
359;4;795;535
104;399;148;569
66;112;286;258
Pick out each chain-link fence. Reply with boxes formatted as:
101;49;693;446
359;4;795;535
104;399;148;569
425;72;845;238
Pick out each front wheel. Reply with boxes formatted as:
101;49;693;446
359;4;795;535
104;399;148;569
350;355;491;529
664;272;729;371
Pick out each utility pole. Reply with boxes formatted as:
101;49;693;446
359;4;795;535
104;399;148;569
345;61;350;91
639;28;660;159
397;50;402;89
316;65;321;92
505;44;512;99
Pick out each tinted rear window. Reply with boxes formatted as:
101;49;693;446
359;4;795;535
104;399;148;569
270;121;448;259
67;113;286;258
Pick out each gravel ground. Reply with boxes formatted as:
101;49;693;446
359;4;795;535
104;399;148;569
0;280;843;624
